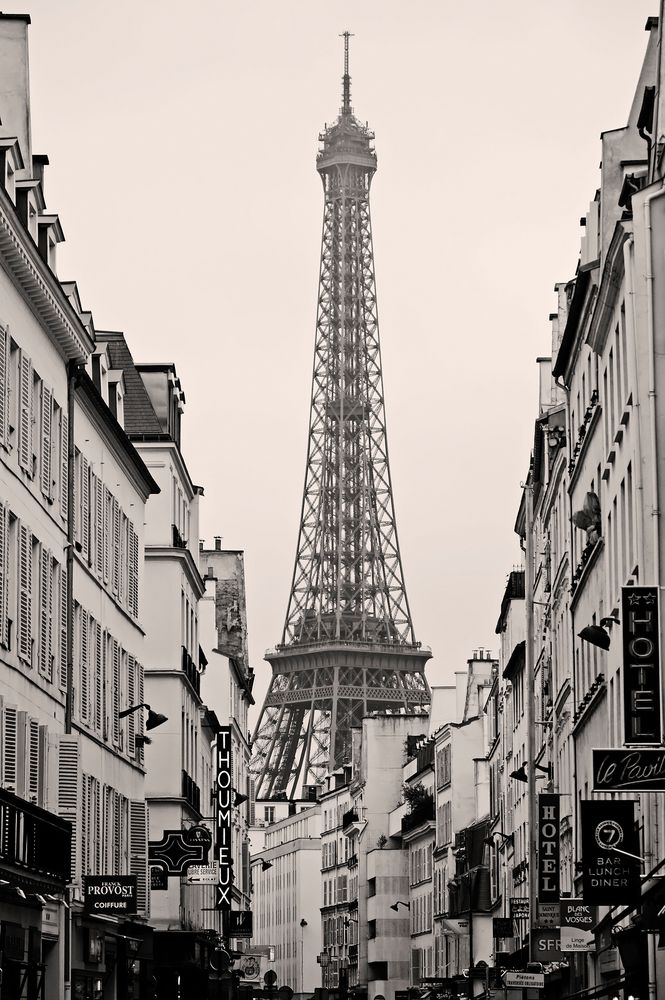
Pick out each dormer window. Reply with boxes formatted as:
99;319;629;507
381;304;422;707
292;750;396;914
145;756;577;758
91;346;109;401
27;197;38;241
5;159;14;202
37;215;64;273
107;372;125;428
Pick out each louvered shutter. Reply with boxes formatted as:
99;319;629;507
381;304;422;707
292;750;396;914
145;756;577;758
80;772;89;881
104;785;112;873
103;487;110;584
58;736;80;883
28;717;39;801
40;383;53;498
112;639;120;746
128;522;139;618
126;654;135;755
59;563;68;693
81;456;90;562
113;789;122;873
59;412;68;521
17;351;32;473
17;522;32;663
136;661;144;765
112;498;120;595
38;724;48;808
94;620;103;734
0;502;8;648
102;631;108;741
118;513;126;603
38;547;49;676
3;704;17;791
130;800;148;913
80;608;89;723
0;326;7;447
94;476;103;578
46;552;53;681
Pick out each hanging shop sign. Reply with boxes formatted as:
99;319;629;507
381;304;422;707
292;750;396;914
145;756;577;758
532;929;563;963
537;793;560;902
227;909;254;939
622;586;662;745
492;917;514;938
83;875;137;915
510;897;529;919
593;748;665;792
216;726;234;911
147;825;211;876
560;900;597;952
580;800;641;905
536;902;559;927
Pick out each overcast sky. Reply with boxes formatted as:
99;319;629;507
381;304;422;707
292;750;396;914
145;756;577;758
22;1;657;724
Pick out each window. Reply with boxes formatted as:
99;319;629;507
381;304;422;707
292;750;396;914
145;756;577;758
264;806;275;824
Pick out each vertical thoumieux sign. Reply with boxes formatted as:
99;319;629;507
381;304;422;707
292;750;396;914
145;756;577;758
216;727;233;911
537;793;560;902
622;587;662;745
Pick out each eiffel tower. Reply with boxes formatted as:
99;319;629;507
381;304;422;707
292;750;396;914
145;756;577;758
252;34;431;799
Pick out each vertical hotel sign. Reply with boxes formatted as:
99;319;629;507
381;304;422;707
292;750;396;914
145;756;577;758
215;727;233;910
622;587;661;745
537;793;560;902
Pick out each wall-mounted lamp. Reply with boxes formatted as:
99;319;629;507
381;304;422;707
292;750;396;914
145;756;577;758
390;900;410;912
250;858;273;872
118;703;168;731
483;831;513;848
578;616;620;651
510;762;552;784
209;787;248;807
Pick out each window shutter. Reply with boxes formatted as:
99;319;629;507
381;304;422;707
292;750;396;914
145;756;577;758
46;552;54;681
17;522;32;663
28;717;39;801
103;486;110;584
81;455;90;562
3;704;17;791
59;563;68;693
113;789;122;873
94;620;103;734
38;724;48;808
119;512;126;603
130;800;148;913
40;383;53;498
126;654;135;755
0;325;8;447
38;547;49;677
112;498;120;595
128;522;139;618
81;772;89;881
58;736;80;883
95;476;103;578
17;351;32;473
0;501;8;648
59;412;68;521
80;608;89;724
112;639;120;746
136;660;144;765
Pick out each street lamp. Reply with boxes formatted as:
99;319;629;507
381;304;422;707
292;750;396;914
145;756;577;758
483;831;513;847
510;762;552;784
389;900;410;912
578;616;620;650
118;703;168;730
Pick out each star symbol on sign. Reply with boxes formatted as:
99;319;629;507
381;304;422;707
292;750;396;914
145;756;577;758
645;594;656;605
628;593;642;606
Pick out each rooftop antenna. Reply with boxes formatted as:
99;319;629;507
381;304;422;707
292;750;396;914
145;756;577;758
340;30;354;114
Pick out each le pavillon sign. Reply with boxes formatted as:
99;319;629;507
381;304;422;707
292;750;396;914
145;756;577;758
622;586;662;745
216;726;234;911
537;793;560;902
580;800;641;905
593;748;665;792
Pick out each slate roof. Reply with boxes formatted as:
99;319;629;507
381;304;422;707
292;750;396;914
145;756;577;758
99;331;163;437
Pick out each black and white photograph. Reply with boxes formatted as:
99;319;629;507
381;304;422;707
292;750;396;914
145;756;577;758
0;2;662;999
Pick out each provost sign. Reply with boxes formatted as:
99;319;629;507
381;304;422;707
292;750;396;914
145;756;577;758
537;793;560;902
83;875;137;915
622;587;662;745
216;727;234;910
580;800;641;905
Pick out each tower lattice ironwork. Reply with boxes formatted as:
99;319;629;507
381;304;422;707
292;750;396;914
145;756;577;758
252;35;431;799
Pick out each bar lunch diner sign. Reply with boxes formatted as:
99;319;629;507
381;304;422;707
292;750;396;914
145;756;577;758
580;800;641;905
593;748;665;792
622;586;662;745
215;726;234;911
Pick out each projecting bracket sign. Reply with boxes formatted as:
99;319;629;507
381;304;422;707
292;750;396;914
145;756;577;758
504;971;544;989
148;826;212;876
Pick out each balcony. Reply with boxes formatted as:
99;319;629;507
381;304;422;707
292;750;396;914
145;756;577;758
172;523;187;549
181;770;201;815
181;646;201;697
401;796;435;835
342;809;359;831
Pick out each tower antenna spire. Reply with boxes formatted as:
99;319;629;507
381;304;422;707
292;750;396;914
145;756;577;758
340;30;354;113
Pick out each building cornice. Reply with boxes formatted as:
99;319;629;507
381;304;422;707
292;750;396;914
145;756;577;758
0;182;93;362
131;437;199;503
145;545;206;598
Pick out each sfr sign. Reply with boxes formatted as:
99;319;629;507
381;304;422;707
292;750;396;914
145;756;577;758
537;793;560;902
622;587;662;745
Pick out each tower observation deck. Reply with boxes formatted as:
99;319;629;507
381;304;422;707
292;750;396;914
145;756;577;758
251;34;431;799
